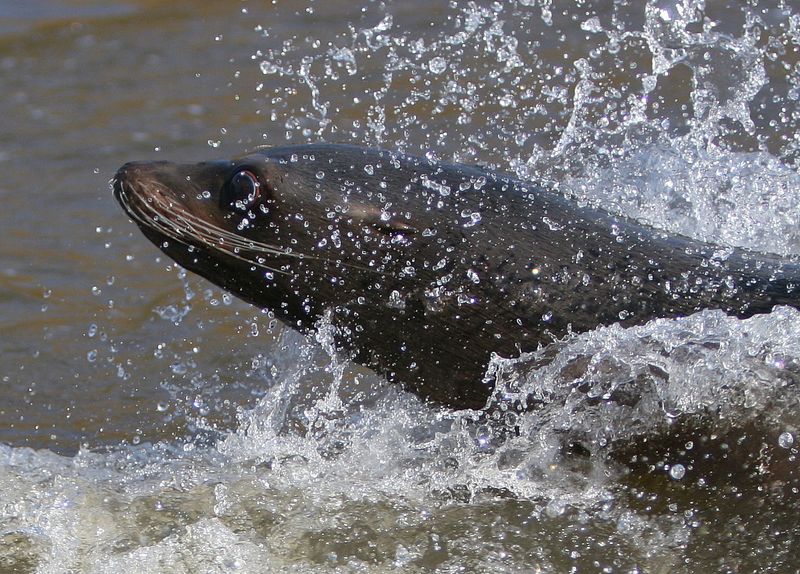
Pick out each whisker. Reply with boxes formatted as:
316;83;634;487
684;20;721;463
119;185;289;276
168;205;298;257
118;181;385;276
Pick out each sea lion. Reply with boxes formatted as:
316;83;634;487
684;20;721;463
112;143;800;409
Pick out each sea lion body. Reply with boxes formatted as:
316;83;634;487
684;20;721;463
113;144;800;408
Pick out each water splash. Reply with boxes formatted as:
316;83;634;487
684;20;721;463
5;303;800;571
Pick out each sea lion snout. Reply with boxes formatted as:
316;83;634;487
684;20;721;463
112;161;177;207
114;160;174;185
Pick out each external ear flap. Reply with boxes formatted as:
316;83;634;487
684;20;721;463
347;203;418;235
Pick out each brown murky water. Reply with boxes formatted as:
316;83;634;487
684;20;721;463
0;0;287;451
1;0;800;572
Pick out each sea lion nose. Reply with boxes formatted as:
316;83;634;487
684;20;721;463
112;161;173;207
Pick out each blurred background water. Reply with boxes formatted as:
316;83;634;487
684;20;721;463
1;0;799;572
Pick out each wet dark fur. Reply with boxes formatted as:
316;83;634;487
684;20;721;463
113;144;800;408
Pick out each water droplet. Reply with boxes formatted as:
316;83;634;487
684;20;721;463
260;60;278;75
580;17;603;33
428;57;447;74
171;363;187;375
542;216;563;231
388;290;406;309
669;464;686;480
461;210;482;227
778;432;794;449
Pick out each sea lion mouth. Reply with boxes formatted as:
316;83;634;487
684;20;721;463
112;162;293;276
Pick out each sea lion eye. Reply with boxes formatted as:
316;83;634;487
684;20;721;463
227;169;261;211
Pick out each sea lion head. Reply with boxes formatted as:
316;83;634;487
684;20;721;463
112;145;422;333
